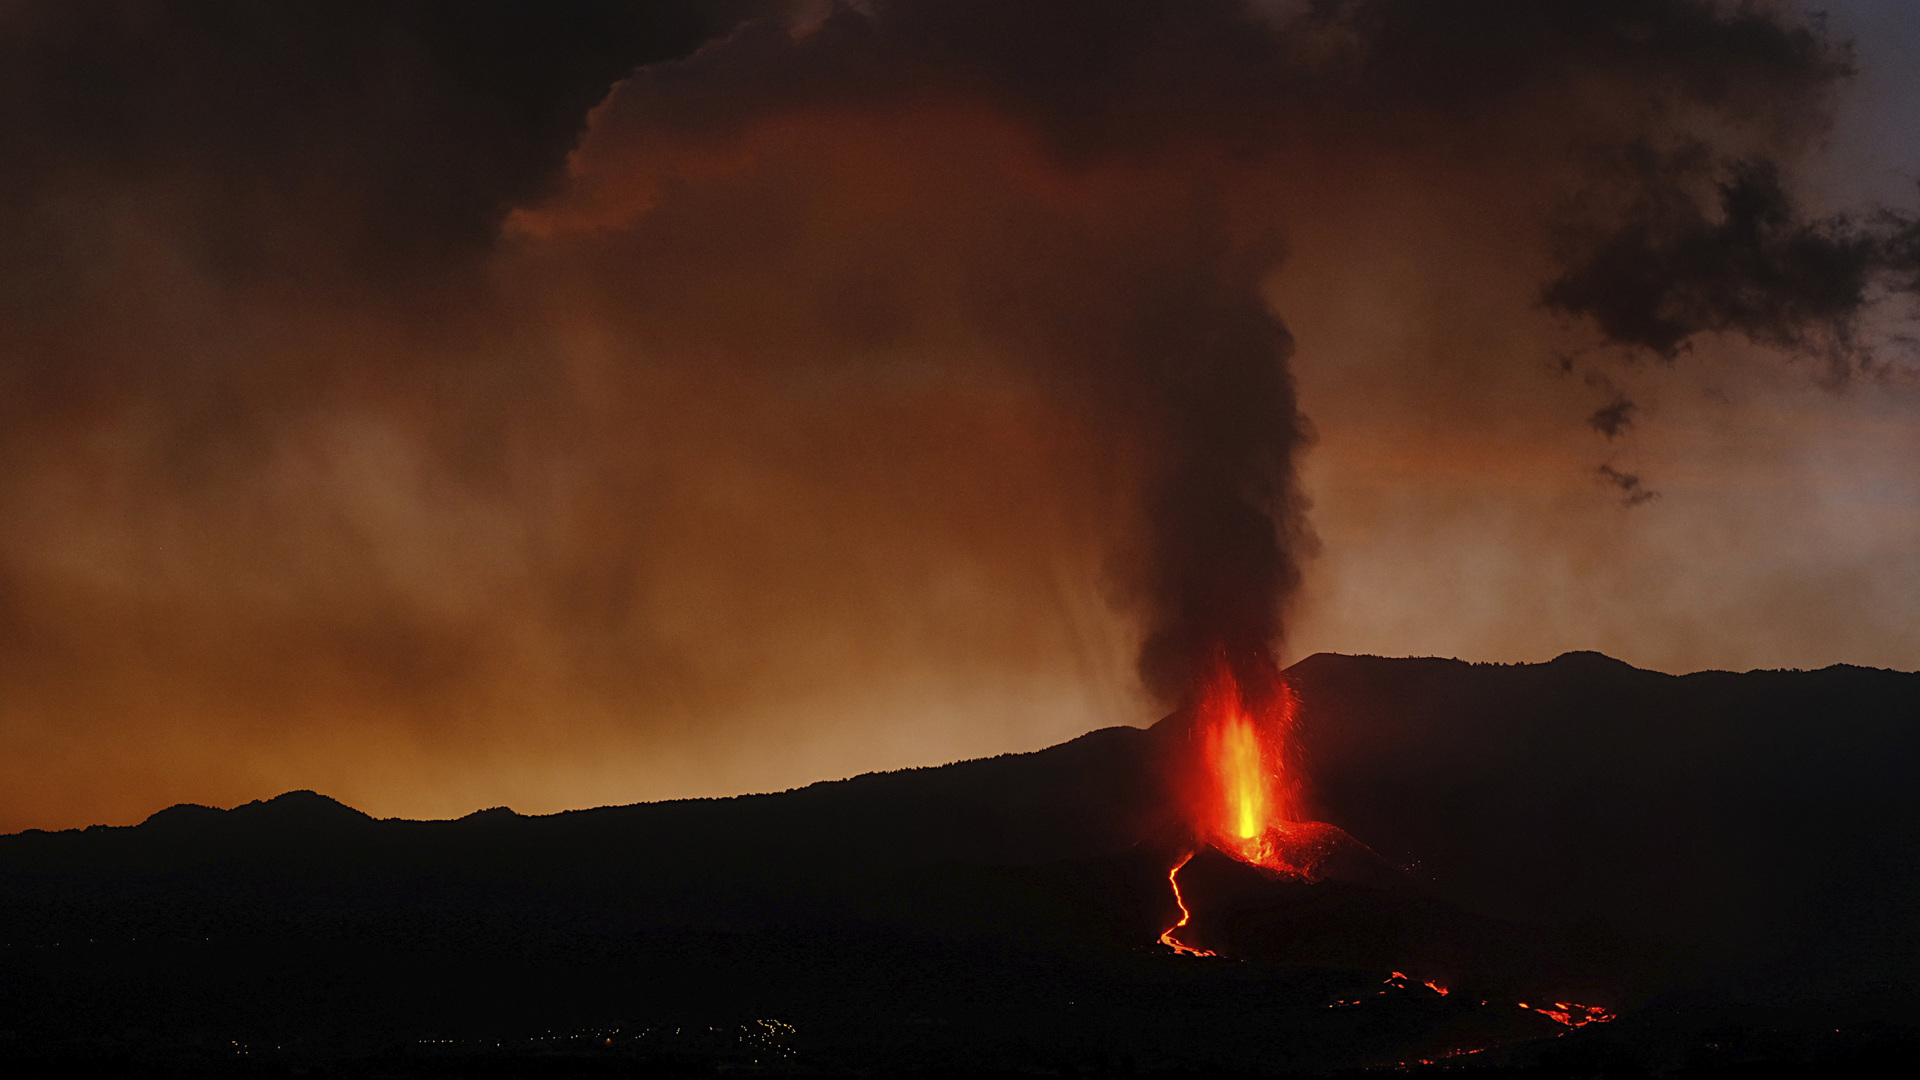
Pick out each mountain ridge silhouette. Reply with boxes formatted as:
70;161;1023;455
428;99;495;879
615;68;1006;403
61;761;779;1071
4;651;1917;1074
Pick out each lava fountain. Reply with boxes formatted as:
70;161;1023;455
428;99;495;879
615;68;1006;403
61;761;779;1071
1180;648;1354;877
1157;647;1382;953
1193;649;1301;869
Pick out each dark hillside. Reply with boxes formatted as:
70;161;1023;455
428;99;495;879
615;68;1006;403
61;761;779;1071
1291;652;1920;999
4;653;1918;1075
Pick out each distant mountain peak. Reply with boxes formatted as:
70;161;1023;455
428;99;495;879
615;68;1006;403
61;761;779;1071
137;802;226;831
234;790;373;824
1545;650;1642;671
129;791;373;838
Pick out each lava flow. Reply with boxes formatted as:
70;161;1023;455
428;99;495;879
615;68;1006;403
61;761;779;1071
1520;1002;1618;1029
1156;851;1216;957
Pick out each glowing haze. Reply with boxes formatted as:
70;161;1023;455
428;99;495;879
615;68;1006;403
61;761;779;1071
2;0;1918;832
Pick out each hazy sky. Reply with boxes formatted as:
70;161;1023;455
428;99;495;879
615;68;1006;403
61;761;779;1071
1293;0;1920;674
2;1;1917;831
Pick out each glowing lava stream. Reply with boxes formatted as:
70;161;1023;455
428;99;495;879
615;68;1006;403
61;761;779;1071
1157;852;1215;957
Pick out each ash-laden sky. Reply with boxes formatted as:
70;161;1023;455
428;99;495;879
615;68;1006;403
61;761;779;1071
3;0;1920;832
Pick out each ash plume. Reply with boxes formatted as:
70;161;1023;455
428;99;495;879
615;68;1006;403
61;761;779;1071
529;0;1895;701
0;0;1916;824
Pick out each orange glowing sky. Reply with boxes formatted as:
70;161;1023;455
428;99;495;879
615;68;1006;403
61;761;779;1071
1;0;1918;832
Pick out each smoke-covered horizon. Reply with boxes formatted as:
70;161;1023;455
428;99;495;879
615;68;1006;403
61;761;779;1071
3;0;1919;831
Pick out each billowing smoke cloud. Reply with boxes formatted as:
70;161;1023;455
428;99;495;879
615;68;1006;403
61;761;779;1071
522;0;1889;697
0;0;1910;827
0;1;774;276
522;0;1326;702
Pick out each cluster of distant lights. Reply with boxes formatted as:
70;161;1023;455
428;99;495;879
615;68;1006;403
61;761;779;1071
19;934;1617;1059
414;1019;799;1064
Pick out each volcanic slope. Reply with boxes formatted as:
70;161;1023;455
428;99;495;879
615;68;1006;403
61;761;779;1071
3;652;1919;1075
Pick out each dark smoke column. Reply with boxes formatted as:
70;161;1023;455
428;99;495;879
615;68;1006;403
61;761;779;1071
1124;240;1309;707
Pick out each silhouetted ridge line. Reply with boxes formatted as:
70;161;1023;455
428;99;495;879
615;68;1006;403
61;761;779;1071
2;655;1918;1074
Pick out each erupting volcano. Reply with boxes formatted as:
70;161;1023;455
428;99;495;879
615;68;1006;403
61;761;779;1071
1153;651;1625;1060
1157;648;1382;953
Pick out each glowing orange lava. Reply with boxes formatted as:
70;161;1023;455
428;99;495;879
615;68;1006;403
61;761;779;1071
1157;650;1315;953
1192;650;1302;872
1216;708;1268;842
1519;1001;1617;1028
1157;852;1215;956
1157;664;1624;1040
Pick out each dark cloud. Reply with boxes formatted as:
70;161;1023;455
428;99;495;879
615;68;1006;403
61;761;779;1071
1877;201;1920;298
0;0;775;283
1598;463;1660;507
1588;394;1639;439
1545;156;1895;374
539;0;1857;214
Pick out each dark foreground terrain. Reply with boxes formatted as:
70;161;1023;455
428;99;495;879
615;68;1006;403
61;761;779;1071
4;652;1919;1077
